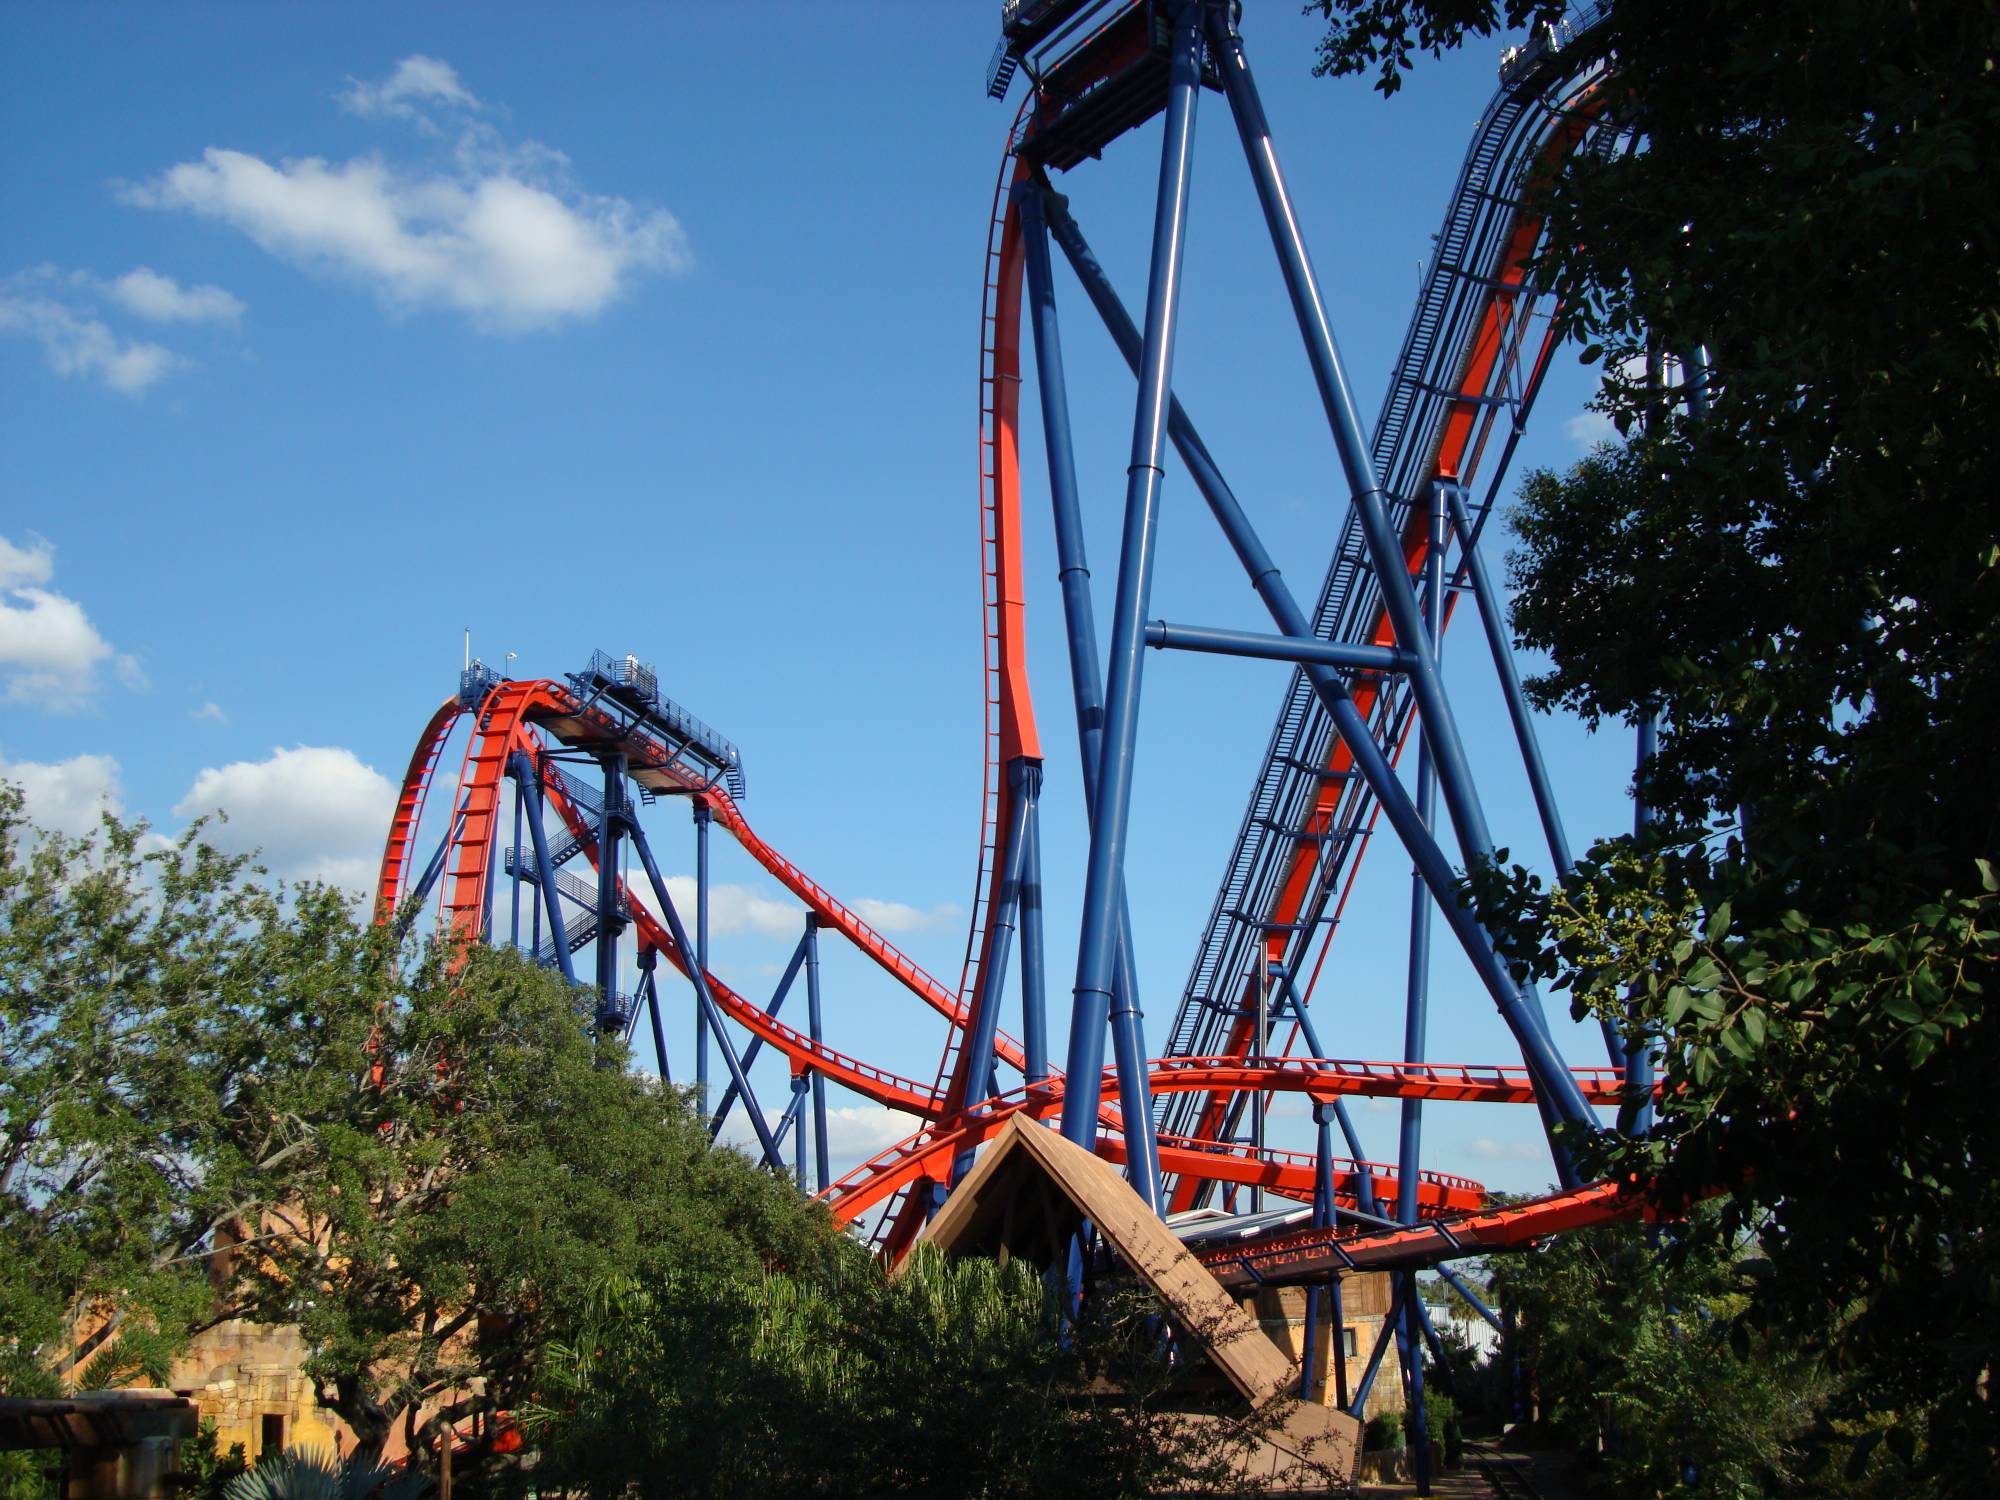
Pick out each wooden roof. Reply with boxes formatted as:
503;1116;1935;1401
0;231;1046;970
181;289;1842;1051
917;1115;1298;1406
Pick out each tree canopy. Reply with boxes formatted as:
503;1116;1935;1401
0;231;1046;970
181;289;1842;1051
1309;0;1998;1487
0;787;838;1477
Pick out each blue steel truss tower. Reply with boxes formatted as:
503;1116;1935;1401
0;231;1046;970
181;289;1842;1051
985;4;1628;1485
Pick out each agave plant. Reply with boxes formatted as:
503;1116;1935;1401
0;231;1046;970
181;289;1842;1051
223;1447;430;1500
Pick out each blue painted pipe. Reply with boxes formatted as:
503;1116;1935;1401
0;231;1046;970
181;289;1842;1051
626;817;784;1169
507;752;576;987
1144;619;1413;674
1207;14;1593;1133
1021;163;1172;1204
1440;482;1576;877
805;915;829;1192
1436;1263;1502;1333
1401;1271;1432;1492
1044;192;1595;1163
1441;481;1627;1072
1398;490;1445;1230
791;1073;809;1191
953;760;1039;1184
1348;1277;1406;1416
694;800;712;1113
1019;806;1049;1087
510;785;523;949
1289;994;1381;1219
639;954;671;1083
594;753;627;1028
709;925;809;1136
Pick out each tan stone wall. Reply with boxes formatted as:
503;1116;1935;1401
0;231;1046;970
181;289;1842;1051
1237;1274;1406;1416
167;1322;349;1463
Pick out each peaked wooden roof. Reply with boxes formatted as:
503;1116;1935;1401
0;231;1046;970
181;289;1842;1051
917;1115;1297;1406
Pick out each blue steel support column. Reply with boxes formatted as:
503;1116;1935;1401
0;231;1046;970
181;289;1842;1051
1210;15;1499;868
639;947;670;1082
1301;1101;1339;1401
1398;488;1445;1226
594;753;629;1030
1045;187;1595;1160
693;800;712;1113
1439;484;1575;879
1286;991;1382;1219
507;752;576;987
1208;13;1594;1125
510;785;523;950
791;1069;809;1191
805;915;829;1193
626;818;784;1168
1057;0;1201;1165
953;760;1039;1184
708;927;809;1136
1021;177;1161;1201
1019;806;1049;1088
1442;482;1625;1072
1348;1280;1407;1416
1436;1264;1503;1333
1396;492;1442;1492
480;801;501;946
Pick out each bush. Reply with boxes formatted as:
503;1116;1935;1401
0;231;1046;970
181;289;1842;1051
1424;1389;1463;1468
1364;1411;1403;1452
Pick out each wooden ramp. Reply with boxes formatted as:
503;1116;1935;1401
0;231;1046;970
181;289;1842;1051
918;1116;1360;1487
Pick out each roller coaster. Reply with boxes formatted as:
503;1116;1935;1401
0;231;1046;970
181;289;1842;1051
375;1;1657;1482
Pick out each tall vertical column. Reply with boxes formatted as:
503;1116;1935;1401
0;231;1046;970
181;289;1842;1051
510;783;523;950
595;753;628;1032
1059;0;1204;1180
804;914;829;1193
508;751;574;987
1022;177;1160;1201
1397;488;1445;1227
693;799;712;1113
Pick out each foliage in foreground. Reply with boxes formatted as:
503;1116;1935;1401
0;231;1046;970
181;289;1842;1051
1310;1;2000;1487
526;1242;1284;1499
0;787;835;1482
222;1447;429;1500
2;791;1282;1496
1489;1213;1869;1496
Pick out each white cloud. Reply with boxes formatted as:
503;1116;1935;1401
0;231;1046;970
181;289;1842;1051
1565;409;1616;450
0;265;241;393
107;267;244;325
823;1105;921;1163
849;896;964;934
0;753;124;838
339;55;479;125
0;535;54;590
192;700;229;723
0;291;181;393
172;745;396;893
716;1102;920;1172
0;532;138;710
661;875;804;938
125;58;690;332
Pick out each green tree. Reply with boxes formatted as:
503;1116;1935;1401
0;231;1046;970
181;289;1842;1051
1309;0;1999;1488
1;787;840;1486
528;1241;1283;1499
1491;1213;1839;1494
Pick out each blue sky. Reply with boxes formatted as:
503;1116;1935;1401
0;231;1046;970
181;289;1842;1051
1;2;1630;1195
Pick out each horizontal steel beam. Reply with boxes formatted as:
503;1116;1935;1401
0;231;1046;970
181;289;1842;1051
1144;620;1414;674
